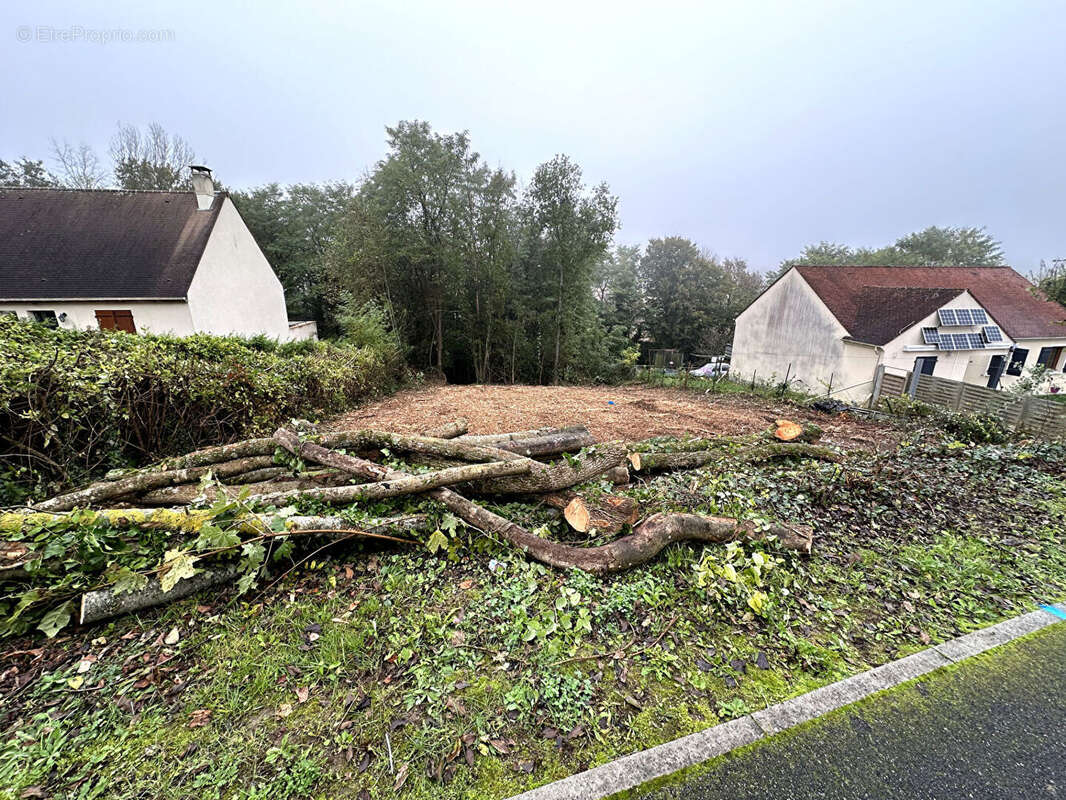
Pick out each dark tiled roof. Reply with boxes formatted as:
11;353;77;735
846;286;965;345
0;188;223;300
795;265;1066;342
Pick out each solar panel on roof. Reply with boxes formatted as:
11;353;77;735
938;336;957;351
922;328;941;345
982;325;1003;343
954;308;974;326
970;309;988;325
966;334;985;349
938;309;959;326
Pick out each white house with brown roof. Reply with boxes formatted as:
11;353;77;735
0;168;316;341
731;265;1066;404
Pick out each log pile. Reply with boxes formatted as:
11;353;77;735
4;418;838;627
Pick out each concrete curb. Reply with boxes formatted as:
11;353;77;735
505;605;1065;800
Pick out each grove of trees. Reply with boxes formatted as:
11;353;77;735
6;120;1057;384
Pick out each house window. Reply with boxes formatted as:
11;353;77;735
1005;348;1029;376
1037;346;1064;371
30;310;58;328
95;310;137;334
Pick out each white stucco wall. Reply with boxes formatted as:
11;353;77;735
186;196;292;339
0;301;194;334
730;269;875;399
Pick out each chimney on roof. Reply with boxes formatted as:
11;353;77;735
189;165;214;210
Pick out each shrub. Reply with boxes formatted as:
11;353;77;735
0;318;405;503
881;395;1012;444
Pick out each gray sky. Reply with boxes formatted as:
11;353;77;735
3;0;1064;273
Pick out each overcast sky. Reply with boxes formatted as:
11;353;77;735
3;0;1063;273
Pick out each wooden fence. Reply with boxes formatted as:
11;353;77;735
875;366;1066;438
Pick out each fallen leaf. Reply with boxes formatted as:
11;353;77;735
187;708;212;728
295;686;310;703
19;786;47;799
76;660;93;674
276;703;293;718
164;628;180;646
459;579;474;590
67;675;84;690
393;762;409;791
919;630;931;644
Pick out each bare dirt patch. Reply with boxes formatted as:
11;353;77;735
327;384;898;450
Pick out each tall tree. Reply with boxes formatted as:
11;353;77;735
518;155;618;383
783;226;1005;272
1034;258;1066;307
110;122;197;190
232;182;356;331
0;157;59;187
640;238;760;356
50;139;107;188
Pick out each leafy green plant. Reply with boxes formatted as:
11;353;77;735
0;317;405;503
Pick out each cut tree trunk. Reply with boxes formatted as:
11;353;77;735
542;492;642;535
33;455;277;512
740;443;842;464
249;458;529;506
629;442;841;473
604;465;631;484
76;514;429;624
628;451;720;472
459;427;573;445
771;421;823;443
490;427;596;457
422;419;468;439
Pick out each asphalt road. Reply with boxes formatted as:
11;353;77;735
636;622;1066;800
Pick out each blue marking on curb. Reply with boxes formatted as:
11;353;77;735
1040;605;1066;620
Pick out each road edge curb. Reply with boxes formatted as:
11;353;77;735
504;603;1066;800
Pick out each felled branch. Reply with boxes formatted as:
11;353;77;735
249;458;530;506
33;455;278;512
77;514;429;624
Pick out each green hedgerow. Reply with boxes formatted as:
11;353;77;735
0;318;405;503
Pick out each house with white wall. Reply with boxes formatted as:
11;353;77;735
0;168;316;341
731;265;1066;404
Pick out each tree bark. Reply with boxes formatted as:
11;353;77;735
628;442;841;473
469;442;626;495
249;458;529;506
422;419;469;439
459;426;586;445
137;474;350;506
226;467;290;485
628;451;720;472
489;427;596;457
76;514;429;624
33;455;278;512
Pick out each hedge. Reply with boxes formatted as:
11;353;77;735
0;318;405;503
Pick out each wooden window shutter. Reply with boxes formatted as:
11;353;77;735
95;310;137;334
114;311;137;334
